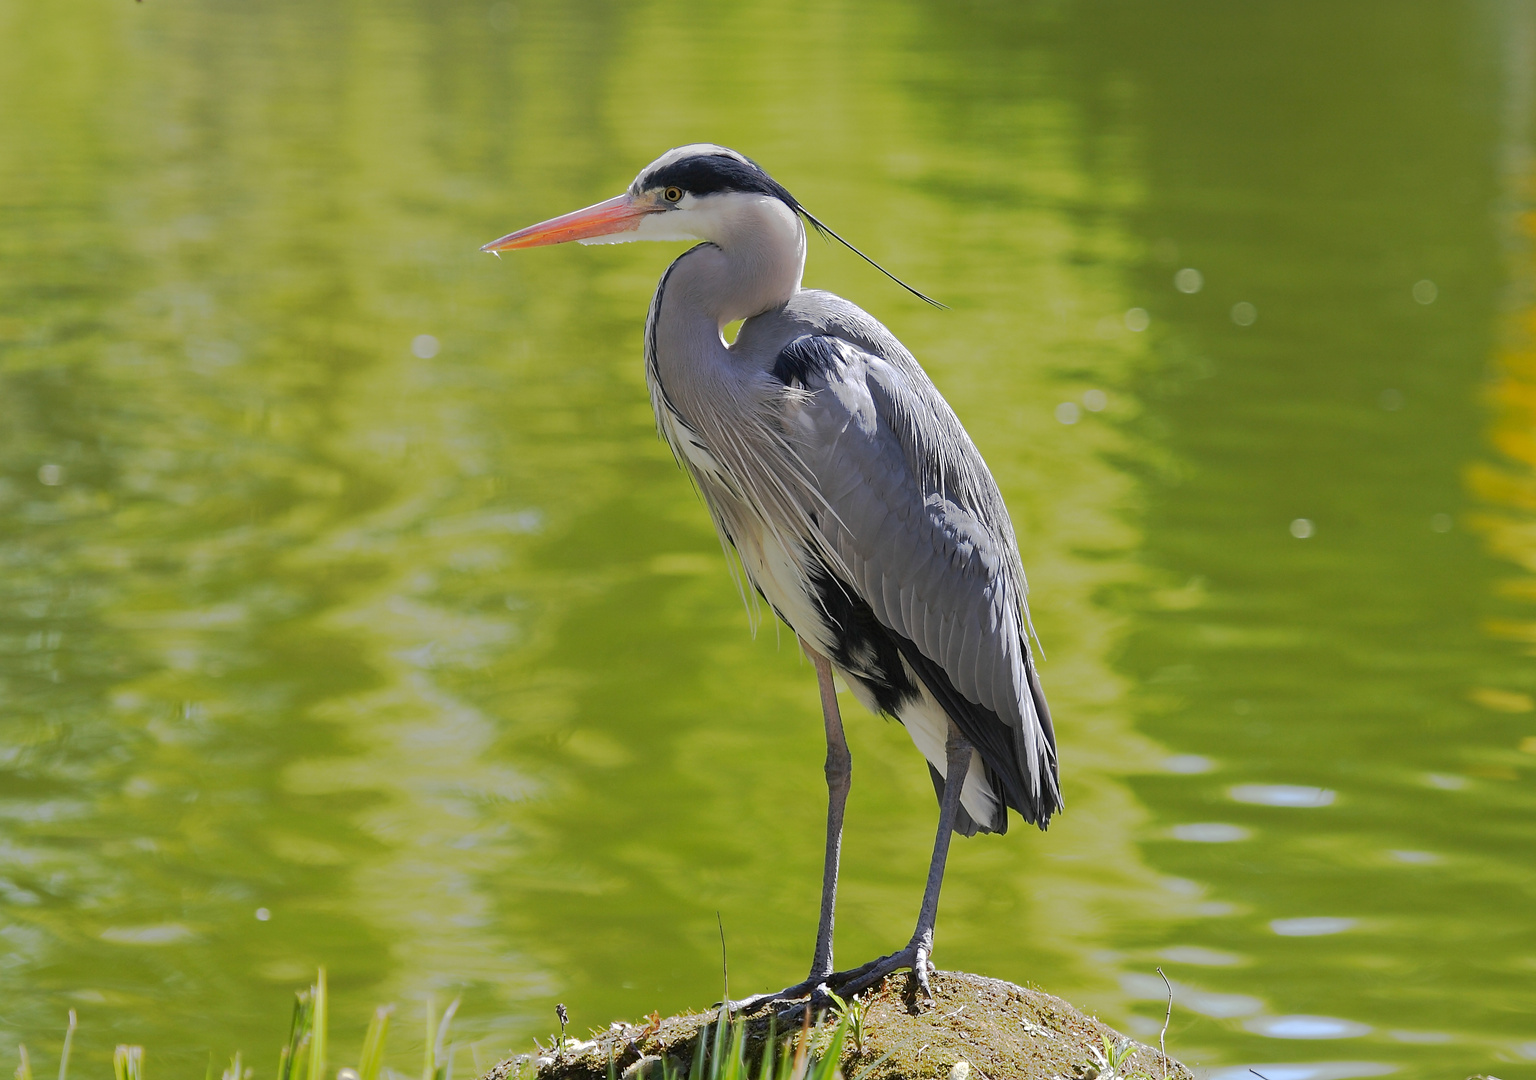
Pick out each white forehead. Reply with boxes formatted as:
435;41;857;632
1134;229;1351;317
634;143;750;183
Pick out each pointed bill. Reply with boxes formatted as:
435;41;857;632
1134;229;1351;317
480;193;656;252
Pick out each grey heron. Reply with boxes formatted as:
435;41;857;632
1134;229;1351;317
482;145;1061;1008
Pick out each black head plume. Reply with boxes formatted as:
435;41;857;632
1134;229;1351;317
797;207;946;309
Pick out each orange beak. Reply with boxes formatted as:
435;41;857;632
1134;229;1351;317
480;193;657;252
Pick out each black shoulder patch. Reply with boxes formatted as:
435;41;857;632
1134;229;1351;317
639;152;801;209
771;334;843;388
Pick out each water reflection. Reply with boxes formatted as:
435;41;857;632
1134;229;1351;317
1079;0;1536;1073
1269;918;1355;938
1243;1016;1373;1041
1;2;1534;1079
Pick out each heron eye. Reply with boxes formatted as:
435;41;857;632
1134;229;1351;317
664;187;683;203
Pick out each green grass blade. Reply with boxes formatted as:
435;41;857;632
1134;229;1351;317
293;1033;312;1080
57;1011;76;1080
849;1050;895;1080
809;1015;845;1080
727;1017;750;1080
433;999;459;1080
309;970;328;1080
358;1006;393;1080
755;1016;777;1080
690;1018;707;1080
281;990;314;1080
16;1043;32;1080
422;999;439;1080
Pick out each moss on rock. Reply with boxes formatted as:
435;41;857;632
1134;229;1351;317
483;971;1191;1080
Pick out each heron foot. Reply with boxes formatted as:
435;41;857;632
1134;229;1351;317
724;973;828;1016
825;936;935;1002
735;947;934;1029
727;937;936;1021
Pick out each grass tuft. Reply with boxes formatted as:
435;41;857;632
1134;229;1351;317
665;1007;849;1080
13;971;455;1080
114;1045;144;1080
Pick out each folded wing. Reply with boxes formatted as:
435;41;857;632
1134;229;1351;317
773;332;1062;828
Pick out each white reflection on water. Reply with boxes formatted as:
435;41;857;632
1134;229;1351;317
1230;784;1335;807
1205;1064;1395;1080
1121;972;1263;1018
1160;945;1244;966
1170;823;1250;842
1244;1015;1373;1039
1162;753;1214;774
1423;772;1467;790
99;923;198;945
1270;917;1356;936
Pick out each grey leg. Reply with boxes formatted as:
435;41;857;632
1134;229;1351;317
808;648;851;981
726;644;851;1014
904;722;971;983
824;721;974;1003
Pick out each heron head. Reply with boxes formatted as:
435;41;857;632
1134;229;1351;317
481;146;943;307
480;144;802;252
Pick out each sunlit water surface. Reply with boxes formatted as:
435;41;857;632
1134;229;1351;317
3;3;1535;1078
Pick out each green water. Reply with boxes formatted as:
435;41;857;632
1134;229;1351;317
3;2;1535;1077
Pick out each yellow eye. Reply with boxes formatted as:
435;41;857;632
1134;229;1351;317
664;186;683;203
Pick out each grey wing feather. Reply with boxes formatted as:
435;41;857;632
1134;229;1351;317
775;324;1062;826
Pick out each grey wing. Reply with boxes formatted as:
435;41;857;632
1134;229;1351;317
775;333;1062;828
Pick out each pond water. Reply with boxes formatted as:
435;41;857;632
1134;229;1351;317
2;2;1535;1078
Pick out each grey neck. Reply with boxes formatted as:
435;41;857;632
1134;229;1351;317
649;193;807;425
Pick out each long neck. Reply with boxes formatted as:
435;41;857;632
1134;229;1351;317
648;195;806;427
666;194;806;329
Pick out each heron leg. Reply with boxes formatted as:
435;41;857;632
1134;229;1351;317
808;647;851;982
725;644;851;1015
823;722;974;1004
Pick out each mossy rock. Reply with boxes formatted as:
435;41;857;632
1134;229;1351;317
483;971;1192;1080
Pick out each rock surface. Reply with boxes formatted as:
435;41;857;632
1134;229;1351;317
482;971;1192;1080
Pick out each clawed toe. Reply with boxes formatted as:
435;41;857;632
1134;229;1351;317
724;976;821;1016
726;944;937;1023
826;942;935;1002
